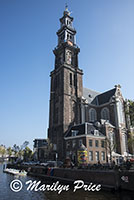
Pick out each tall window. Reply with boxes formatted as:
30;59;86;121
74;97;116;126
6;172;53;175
101;107;110;121
95;151;99;161
89;108;97;122
95;140;99;147
101;140;105;148
89;139;93;147
101;152;105;161
89;151;93;161
70;73;72;85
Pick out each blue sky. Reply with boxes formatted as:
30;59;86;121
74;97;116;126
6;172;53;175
0;0;134;149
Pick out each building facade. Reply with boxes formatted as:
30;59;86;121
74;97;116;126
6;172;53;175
48;7;128;163
33;139;49;162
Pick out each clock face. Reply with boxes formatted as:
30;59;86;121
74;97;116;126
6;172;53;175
66;50;72;64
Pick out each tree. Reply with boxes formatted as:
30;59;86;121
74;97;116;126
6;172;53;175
12;144;20;157
0;145;6;158
23;147;33;161
21;141;29;150
7;147;13;159
128;131;134;154
125;100;134;127
105;137;116;163
129;100;134;126
11;141;30;161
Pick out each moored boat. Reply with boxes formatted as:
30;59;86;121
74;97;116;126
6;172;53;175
3;168;27;176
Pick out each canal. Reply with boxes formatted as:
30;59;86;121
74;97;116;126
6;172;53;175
0;163;133;200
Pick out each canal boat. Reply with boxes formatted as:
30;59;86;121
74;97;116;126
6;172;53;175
3;168;27;176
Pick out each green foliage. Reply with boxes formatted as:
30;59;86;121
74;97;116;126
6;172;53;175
125;99;134;126
12;141;30;158
0;141;33;161
128;132;134;154
23;146;33;161
128;137;134;148
7;147;13;157
12;144;20;157
0;145;6;157
129;100;134;126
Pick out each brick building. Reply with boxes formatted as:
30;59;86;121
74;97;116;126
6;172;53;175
33;139;49;162
48;7;128;163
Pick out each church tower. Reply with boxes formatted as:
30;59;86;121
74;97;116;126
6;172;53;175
48;7;83;160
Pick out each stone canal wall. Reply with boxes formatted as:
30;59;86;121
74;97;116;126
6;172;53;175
6;164;134;191
53;168;119;189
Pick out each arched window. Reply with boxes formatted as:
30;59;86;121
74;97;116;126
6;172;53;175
89;108;97;122
101;107;110;121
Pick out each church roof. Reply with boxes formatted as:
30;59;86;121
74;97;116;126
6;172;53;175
96;88;116;105
83;87;116;105
83;88;100;104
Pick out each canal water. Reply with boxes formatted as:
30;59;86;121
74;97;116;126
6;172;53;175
0;163;133;200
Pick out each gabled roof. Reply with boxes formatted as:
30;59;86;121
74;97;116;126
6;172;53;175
83;87;116;105
95;88;116;105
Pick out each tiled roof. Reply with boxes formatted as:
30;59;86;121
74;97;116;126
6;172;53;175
96;88;116;105
83;87;116;105
83;88;100;104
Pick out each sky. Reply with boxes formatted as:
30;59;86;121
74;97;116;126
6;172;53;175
0;0;134;149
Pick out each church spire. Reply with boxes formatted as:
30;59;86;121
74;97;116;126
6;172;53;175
53;7;80;70
57;6;76;47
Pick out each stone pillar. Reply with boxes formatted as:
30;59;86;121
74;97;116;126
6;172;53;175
81;103;85;123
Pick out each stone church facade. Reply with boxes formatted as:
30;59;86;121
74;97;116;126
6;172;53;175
48;7;128;163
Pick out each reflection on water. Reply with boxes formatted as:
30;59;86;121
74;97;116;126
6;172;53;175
0;163;133;200
45;189;134;200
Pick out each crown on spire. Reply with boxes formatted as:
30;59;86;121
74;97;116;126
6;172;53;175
64;3;70;16
65;3;68;11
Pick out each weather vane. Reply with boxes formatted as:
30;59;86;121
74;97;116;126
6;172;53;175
65;3;68;11
65;3;72;15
